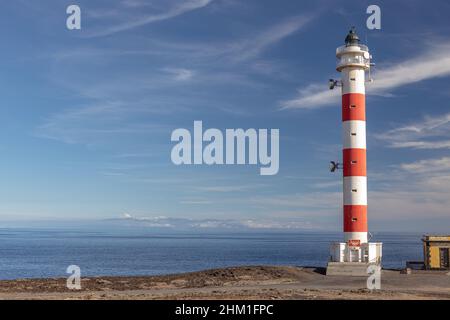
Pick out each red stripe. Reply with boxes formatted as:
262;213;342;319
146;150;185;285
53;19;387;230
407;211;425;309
343;148;367;177
342;93;365;121
343;205;368;232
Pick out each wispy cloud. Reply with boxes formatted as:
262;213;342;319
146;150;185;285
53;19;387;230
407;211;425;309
375;112;450;149
281;42;450;110
163;68;195;81
366;156;450;223
229;14;314;62
38;12;316;145
89;13;314;62
85;13;314;62
249;192;341;211
281;84;339;110
87;0;214;37
194;184;266;193
35;102;170;144
179;198;213;205
312;180;341;189
399;157;450;174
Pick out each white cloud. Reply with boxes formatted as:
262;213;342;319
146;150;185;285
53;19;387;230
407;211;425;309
369;190;450;221
115;214;316;230
194;184;266;192
281;42;450;110
179;199;213;205
39;13;316;145
399;157;450;173
281;84;339;110
87;0;214;37
312;180;341;189
363;156;450;222
395;156;450;193
130;14;315;63
375;112;450;150
229;15;314;62
239;219;315;229
249;192;341;211
35;102;169;144
163;68;195;81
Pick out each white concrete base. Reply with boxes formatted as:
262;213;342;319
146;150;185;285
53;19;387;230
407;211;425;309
326;262;381;276
329;242;382;264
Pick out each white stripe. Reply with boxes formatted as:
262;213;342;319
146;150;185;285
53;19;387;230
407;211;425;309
342;68;365;94
343;120;366;149
344;232;368;244
343;176;367;205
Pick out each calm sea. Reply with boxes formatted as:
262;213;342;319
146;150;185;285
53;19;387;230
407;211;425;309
0;228;423;280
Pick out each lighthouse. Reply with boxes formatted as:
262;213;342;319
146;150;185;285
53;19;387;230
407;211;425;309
327;28;382;275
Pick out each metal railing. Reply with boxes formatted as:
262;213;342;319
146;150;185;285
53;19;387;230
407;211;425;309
337;43;369;54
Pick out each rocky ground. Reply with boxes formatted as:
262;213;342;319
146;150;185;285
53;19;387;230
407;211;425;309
0;266;449;300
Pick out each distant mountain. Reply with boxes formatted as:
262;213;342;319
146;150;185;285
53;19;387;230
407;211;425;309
103;213;317;231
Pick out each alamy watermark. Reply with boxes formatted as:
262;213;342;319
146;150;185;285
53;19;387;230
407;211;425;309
171;121;279;175
366;5;381;30
66;5;81;30
65;5;378;33
366;265;381;290
66;265;81;290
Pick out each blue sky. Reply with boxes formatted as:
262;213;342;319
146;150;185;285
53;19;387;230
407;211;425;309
1;0;450;232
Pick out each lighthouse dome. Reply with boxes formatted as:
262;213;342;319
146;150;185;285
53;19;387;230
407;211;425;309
345;27;360;46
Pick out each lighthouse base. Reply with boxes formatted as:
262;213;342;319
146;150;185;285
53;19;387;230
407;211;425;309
326;262;380;276
326;242;382;276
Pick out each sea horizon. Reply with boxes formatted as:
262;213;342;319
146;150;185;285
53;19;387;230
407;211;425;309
0;224;424;280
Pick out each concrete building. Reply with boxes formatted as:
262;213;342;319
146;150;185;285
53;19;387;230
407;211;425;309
423;235;450;270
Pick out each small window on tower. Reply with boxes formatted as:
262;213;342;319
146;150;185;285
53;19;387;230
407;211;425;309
350;78;356;81
350;105;356;108
352;189;358;193
351;160;357;165
352;218;358;222
351;132;357;136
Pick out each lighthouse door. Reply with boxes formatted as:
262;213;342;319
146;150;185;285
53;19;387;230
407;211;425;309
440;248;449;269
349;248;360;262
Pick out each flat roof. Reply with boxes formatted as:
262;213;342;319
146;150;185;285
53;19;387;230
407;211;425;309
423;235;450;242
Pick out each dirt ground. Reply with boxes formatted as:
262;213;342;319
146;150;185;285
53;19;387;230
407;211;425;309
0;266;449;300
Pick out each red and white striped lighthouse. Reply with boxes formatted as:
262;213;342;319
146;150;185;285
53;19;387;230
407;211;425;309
329;28;382;266
339;28;368;246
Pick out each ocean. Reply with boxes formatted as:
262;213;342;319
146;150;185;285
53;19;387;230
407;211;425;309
0;228;423;280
